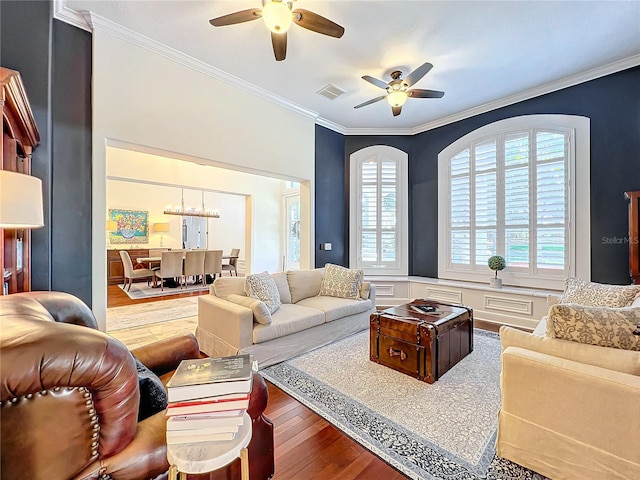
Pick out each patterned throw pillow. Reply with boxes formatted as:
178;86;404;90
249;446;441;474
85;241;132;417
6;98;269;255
245;271;281;314
560;277;640;308
546;303;640;351
227;294;272;325
319;263;363;300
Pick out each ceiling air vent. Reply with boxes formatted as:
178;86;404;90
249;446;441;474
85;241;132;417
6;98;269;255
316;83;347;100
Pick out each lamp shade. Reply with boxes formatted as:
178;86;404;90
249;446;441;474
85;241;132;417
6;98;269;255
106;220;118;232
0;170;44;229
154;222;170;233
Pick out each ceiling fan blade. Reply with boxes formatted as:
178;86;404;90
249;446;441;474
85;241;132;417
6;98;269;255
362;75;389;90
209;9;262;27
271;32;287;61
408;89;445;98
391;105;402;116
292;9;345;38
354;95;387;109
403;62;434;87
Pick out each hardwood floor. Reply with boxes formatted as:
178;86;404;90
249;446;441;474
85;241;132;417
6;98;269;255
107;283;209;308
107;286;509;479
264;382;409;480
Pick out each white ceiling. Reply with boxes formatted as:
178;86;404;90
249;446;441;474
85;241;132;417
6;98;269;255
61;0;640;134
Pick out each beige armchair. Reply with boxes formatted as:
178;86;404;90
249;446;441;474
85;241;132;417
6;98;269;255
497;324;640;480
119;250;154;291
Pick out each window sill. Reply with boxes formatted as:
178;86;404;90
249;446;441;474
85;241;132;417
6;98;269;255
365;275;561;298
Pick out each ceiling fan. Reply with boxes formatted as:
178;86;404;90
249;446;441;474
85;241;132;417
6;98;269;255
354;62;444;117
209;0;345;62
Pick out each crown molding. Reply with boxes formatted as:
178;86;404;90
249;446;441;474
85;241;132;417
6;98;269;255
58;7;319;122
53;1;640;138
315;117;346;135
53;0;92;32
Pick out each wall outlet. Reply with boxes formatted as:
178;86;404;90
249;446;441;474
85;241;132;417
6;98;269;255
320;243;332;251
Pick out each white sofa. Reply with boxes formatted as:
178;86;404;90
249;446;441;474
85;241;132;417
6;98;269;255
196;268;376;368
497;292;640;480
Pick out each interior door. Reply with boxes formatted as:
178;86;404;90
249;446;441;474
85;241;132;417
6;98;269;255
285;195;300;271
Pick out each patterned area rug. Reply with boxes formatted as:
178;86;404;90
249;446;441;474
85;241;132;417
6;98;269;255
262;330;547;480
107;297;198;331
119;282;209;299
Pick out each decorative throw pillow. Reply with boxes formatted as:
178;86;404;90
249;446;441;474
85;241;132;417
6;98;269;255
319;263;363;300
546;303;640;351
132;356;168;421
360;281;371;300
270;271;292;304
560;277;640;308
245;271;281;314
227;294;272;325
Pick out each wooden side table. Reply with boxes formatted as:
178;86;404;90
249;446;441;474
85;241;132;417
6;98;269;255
167;412;252;480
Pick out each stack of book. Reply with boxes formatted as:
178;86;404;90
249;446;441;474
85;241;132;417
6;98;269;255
165;354;254;444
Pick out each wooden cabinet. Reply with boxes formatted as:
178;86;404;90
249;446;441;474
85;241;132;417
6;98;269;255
1;68;40;295
108;249;150;286
625;191;640;284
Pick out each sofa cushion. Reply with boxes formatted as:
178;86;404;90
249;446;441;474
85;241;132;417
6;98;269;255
296;296;372;322
560;277;640;308
227;294;272;325
500;325;640;376
271;272;292;304
213;277;246;300
546;303;640;351
245;271;281;314
287;268;324;303
319;263;363;300
252;304;325;344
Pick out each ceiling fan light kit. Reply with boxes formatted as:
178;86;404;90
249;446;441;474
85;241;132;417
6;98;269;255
262;1;292;33
209;0;344;61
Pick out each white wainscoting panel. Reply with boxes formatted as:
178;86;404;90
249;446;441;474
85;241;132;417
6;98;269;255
485;295;533;315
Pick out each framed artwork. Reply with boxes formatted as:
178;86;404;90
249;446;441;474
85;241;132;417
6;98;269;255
109;209;149;244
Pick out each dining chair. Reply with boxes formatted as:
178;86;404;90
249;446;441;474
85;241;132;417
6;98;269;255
204;249;223;283
222;248;240;276
119;250;154;291
183;250;206;286
154;251;184;291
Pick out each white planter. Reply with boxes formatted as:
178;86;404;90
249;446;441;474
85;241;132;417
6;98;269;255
489;277;503;288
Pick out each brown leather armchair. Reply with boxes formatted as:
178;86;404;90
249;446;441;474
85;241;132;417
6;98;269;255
0;292;274;480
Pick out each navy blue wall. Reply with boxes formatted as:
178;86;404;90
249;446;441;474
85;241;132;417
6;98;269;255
1;1;93;304
315;126;347;267
316;66;640;284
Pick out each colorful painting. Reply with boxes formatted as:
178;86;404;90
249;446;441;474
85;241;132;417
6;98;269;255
109;209;149;244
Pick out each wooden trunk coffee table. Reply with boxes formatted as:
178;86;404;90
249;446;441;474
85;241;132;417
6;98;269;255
370;300;473;383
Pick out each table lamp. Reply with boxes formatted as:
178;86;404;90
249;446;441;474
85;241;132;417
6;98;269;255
0;170;44;228
154;222;170;247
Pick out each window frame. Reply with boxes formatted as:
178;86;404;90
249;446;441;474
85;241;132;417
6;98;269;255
438;115;590;290
350;145;408;275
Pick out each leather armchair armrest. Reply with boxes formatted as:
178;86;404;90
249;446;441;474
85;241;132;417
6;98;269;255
131;333;200;377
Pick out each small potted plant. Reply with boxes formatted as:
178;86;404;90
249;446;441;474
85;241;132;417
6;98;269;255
488;255;506;288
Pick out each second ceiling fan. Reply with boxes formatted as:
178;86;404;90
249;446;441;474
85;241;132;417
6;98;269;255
209;0;345;61
354;62;445;117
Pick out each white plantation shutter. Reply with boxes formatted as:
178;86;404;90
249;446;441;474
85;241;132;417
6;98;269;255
438;116;587;290
350;146;408;275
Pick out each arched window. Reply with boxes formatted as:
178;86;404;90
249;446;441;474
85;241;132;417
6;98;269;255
350;146;408;275
438;115;590;290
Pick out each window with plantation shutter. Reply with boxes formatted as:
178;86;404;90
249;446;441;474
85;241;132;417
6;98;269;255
350;146;408;275
438;115;591;290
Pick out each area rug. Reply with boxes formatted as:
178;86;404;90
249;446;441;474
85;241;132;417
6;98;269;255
118;282;209;300
261;330;547;480
107;297;198;331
